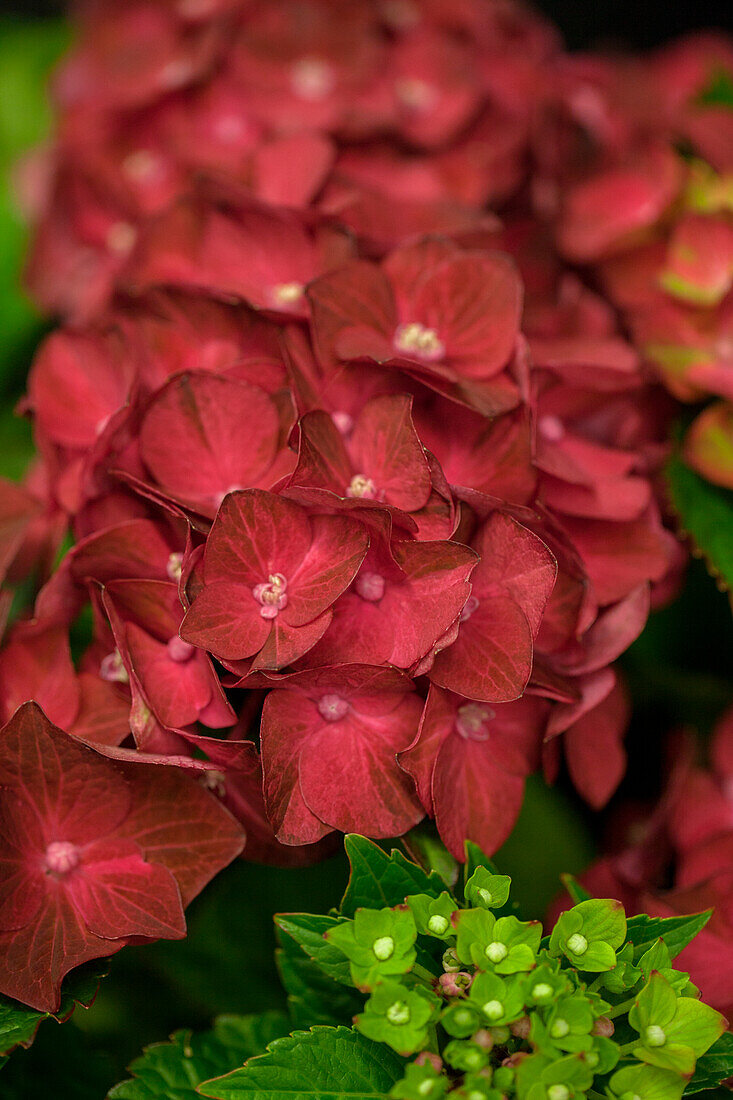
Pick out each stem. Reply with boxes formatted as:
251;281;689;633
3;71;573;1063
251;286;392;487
412;964;438;987
607;995;637;1019
617;1040;641;1057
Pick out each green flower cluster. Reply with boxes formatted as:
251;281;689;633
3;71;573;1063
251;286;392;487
325;864;727;1100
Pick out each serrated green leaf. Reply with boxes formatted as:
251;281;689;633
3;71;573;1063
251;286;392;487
340;836;448;917
625;911;712;961
684;1032;733;1093
401;825;459;891
666;454;733;591
0;957;108;1058
275;939;363;1029
198;1025;404;1100
275;914;353;987
108;1012;289;1100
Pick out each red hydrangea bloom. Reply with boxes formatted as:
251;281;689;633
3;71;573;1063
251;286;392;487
307;238;524;413
0;0;699;1009
181;489;369;667
399;686;546;859
429;512;556;702
260;665;423;844
0;703;244;1011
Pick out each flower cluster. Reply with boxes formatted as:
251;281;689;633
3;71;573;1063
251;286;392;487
579;702;733;1023
528;36;733;491
2;0;724;1012
302;842;727;1100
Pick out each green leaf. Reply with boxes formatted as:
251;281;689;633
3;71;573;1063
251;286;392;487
275;914;353;987
684;1032;733;1094
0;958;108;1058
464;842;500;882
400;825;459;891
340;836;448;918
666;454;733;592
625;911;712;961
108;1013;288;1100
198;1025;405;1099
276;937;362;1030
696;67;733;109
559;875;591;905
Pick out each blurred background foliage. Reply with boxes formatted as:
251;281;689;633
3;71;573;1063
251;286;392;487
0;4;732;1097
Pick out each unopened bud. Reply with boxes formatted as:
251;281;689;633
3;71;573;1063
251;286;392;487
414;1052;442;1073
438;971;472;996
442;947;461;972
472;1029;494;1050
566;933;588;956
592;1016;615;1038
510;1016;531;1040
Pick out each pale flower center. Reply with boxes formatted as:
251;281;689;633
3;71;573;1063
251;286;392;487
455;703;494;741
331;410;354;436
459;595;479;622
393;321;445;362
396;77;438;112
317;694;350;722
484;941;508;963
355;571;385;602
106;221;137;255
482;1000;504;1021
386;1000;411;1025
270;281;304;308
122;149;161;183
44;840;81;876
566;933;588;956
645;1025;666;1048
253;573;288;619
547;1087;570;1100
166;551;184;582
373;936;395;960
100;649;129;684
167;636;197;663
346;473;377;500
538;414;565;442
290;57;335;101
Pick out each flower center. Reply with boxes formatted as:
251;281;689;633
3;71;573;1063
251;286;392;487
355;571;385;602
482;1000;504;1021
166;551;184;582
44;840;81;876
122;149;162;183
346;473;377;500
551;1018;570;1038
396;77;438;112
484;941;508;963
317;694;350;722
566;933;588;956
201;770;227;797
393;322;445;362
106;221;137;255
331;410;354;436
386;1000;411;1025
645;1025;666;1048
547;1087;570;1100
167;636;197;663
477;888;493;905
459;595;479;622
290;57;335;101
270;282;304;308
100;649;129;684
538;414;565;442
253;573;288;619
427;914;450;935
455;703;494;741
531;982;553;1001
373;936;395;960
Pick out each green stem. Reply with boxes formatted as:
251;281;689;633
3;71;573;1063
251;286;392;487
607;995;637;1019
412;964;438;987
617;1040;641;1057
